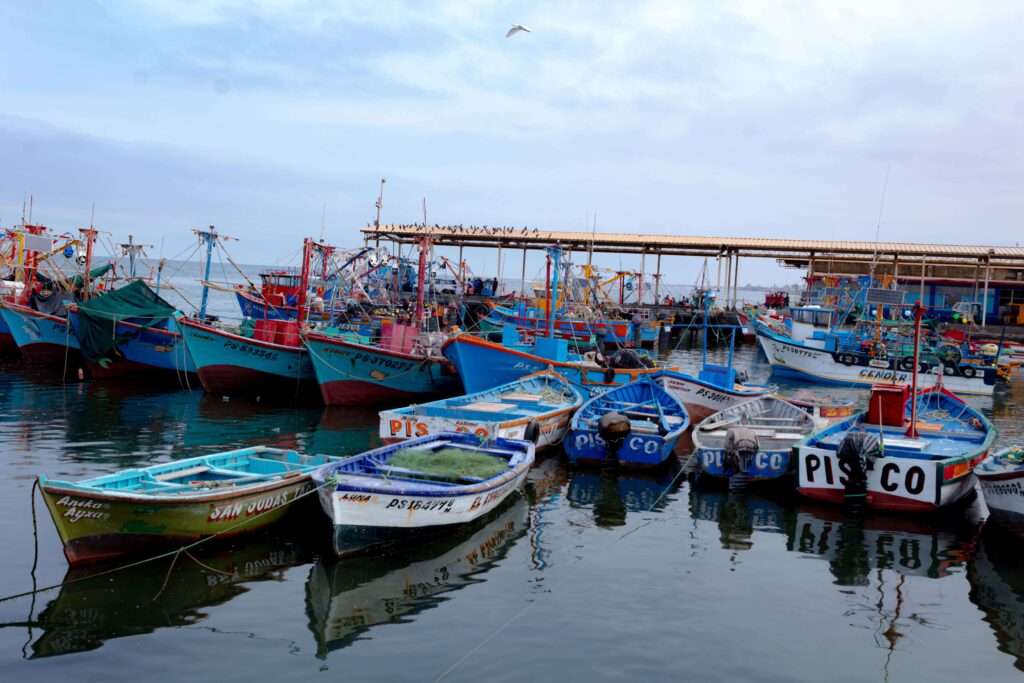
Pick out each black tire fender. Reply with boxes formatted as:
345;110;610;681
524;420;541;444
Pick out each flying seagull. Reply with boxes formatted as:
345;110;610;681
506;24;532;38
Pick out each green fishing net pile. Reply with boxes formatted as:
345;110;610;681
389;447;508;480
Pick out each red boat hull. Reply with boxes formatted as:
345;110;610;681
318;379;436;407
197;363;317;398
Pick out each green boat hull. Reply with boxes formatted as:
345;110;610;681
40;474;315;566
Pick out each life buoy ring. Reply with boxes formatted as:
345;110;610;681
899;357;915;372
961;365;977;379
524;420;541;444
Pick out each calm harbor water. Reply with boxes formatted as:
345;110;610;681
2;337;1024;680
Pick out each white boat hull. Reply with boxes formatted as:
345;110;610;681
757;333;995;396
658;373;768;423
378;409;573;449
320;468;529;530
978;473;1024;528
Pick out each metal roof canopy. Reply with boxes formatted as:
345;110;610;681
363;224;1024;262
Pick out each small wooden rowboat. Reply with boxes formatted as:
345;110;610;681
564;378;689;468
794;384;996;512
38;447;340;565
378;369;583;448
312;432;534;555
691;396;817;485
976;446;1024;533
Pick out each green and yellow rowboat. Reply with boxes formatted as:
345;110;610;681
38;446;341;566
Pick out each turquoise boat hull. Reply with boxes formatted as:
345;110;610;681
178;316;316;399
0;302;79;366
304;331;460;407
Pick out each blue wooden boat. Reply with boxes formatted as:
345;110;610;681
68;280;196;381
565;378;689;468
442;329;665;397
691;396;817;485
38;446;341;565
795;384;996;512
379;369;583;447
312;432;535;555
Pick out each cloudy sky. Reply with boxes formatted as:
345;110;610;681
1;1;1021;283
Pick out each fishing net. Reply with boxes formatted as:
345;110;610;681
389;447;508;480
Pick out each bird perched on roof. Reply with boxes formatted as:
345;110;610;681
506;24;532;38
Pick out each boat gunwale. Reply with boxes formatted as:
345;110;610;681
178;315;307;353
443;333;670;382
304;329;450;364
317;433;535;498
691;395;817;451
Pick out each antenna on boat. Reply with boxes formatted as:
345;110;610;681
320;203;327;241
374;177;386;251
869;165;891;285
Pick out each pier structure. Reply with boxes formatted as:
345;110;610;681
363;224;1024;327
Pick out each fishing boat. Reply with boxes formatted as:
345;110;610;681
443;330;665;396
177;230;322;399
312;432;534;555
975;446;1024;533
379;369;583;447
654;295;772;422
565;378;689;468
0;227;107;368
756;324;1001;396
68;279;196;381
783;389;858;427
794;383;995;512
305;234;462;406
794;301;996;512
655;369;770;423
38;446;340;565
691;396;817;485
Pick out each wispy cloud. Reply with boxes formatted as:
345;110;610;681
2;0;1022;277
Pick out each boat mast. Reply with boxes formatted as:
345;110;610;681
297;238;313;326
906;301;924;438
79;225;98;301
414;235;430;330
195;226;217;321
547;246;561;338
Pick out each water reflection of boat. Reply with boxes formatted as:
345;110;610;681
27;534;316;658
182;394;322;451
566;463;682;527
787;504;982;584
967;527;1024;673
305;497;528;657
687;488;788;551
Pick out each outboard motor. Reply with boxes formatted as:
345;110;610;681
723;427;759;487
837;431;881;510
598;412;631;467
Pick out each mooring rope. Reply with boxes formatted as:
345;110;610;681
0;474;337;607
